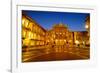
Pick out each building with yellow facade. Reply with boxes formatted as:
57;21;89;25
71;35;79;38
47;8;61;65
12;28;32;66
85;16;90;46
22;14;90;62
73;31;88;47
85;16;90;33
22;14;90;49
45;23;74;52
72;16;90;47
46;23;74;46
22;14;46;52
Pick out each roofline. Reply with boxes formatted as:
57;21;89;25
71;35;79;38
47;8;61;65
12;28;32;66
22;14;46;32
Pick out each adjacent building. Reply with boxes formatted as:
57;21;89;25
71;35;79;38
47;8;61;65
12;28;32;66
22;14;46;52
85;16;90;46
73;31;88;47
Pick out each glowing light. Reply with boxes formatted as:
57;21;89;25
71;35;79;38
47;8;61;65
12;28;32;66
64;40;66;42
85;25;89;29
27;32;33;39
75;40;79;44
25;21;29;27
83;41;85;44
33;33;37;39
22;29;26;38
23;39;30;46
23;19;29;28
28;23;33;30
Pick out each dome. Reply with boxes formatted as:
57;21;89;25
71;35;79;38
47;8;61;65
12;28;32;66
53;23;68;29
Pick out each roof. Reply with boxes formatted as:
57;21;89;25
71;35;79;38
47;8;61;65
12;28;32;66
53;23;68;29
22;14;46;32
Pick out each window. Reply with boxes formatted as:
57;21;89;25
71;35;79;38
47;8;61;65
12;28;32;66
28;22;33;30
24;19;29;28
22;29;26;38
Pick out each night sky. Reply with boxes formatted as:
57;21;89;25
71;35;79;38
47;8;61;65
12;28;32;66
22;10;90;31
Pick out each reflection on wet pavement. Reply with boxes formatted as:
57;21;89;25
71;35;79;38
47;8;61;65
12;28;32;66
22;46;90;62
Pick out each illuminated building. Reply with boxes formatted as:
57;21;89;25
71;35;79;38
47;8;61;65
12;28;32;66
46;23;74;45
22;14;90;50
22;14;90;62
85;16;90;46
73;31;88;47
73;16;90;47
22;14;46;52
85;16;90;33
45;23;74;52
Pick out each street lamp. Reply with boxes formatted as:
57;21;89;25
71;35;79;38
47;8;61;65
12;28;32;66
75;40;79;44
85;24;89;29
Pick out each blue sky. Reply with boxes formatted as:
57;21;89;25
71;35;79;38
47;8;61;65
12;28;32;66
22;10;90;31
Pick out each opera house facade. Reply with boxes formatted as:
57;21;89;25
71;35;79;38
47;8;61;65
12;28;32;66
22;14;90;62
